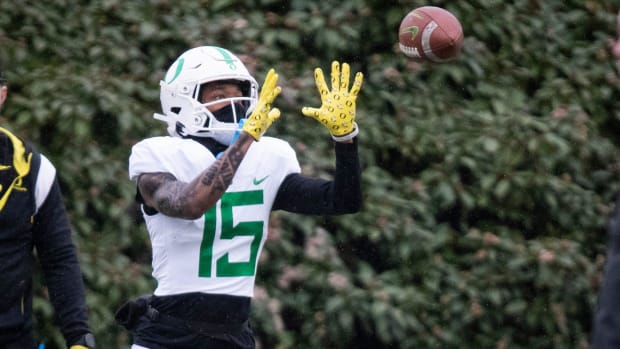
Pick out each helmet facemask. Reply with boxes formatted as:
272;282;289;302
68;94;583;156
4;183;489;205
199;94;253;145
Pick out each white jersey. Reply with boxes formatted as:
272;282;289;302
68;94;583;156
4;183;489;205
128;136;301;297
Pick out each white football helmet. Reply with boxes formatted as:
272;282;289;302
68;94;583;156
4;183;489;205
155;46;258;144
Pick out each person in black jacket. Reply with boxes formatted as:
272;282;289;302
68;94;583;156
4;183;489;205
115;46;363;349
0;64;95;348
591;10;620;349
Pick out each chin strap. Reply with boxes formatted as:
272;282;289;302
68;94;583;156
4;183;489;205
229;118;246;145
216;119;247;159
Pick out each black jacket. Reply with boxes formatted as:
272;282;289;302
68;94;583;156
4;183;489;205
0;127;91;347
592;194;620;348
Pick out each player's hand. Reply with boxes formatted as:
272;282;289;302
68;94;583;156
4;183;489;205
302;61;363;141
243;68;282;141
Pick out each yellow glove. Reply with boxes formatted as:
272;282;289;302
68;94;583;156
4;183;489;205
70;346;90;349
243;68;282;140
302;61;363;141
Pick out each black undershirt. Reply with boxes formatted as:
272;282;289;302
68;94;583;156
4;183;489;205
271;138;361;215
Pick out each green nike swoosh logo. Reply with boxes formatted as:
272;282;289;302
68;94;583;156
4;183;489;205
253;175;269;185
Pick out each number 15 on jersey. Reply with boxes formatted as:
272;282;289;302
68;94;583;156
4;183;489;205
198;190;264;278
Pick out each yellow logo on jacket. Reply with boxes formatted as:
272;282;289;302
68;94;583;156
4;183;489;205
0;127;32;212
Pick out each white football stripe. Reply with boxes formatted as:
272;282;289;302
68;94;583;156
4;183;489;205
422;21;449;63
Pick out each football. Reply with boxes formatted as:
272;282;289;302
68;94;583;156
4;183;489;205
398;6;464;63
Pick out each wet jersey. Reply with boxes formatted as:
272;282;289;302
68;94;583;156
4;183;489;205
128;136;301;297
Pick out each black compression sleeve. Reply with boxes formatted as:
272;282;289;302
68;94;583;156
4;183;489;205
32;179;91;346
272;139;361;215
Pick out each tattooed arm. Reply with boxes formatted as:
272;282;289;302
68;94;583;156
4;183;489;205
137;132;254;219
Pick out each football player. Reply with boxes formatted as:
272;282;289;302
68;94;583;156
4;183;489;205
0;64;95;348
116;46;363;348
591;10;620;349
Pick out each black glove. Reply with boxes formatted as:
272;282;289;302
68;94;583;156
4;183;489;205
115;295;152;331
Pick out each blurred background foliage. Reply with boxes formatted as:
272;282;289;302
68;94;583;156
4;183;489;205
1;0;620;348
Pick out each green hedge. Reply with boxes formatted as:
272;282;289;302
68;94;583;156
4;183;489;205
1;0;619;348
